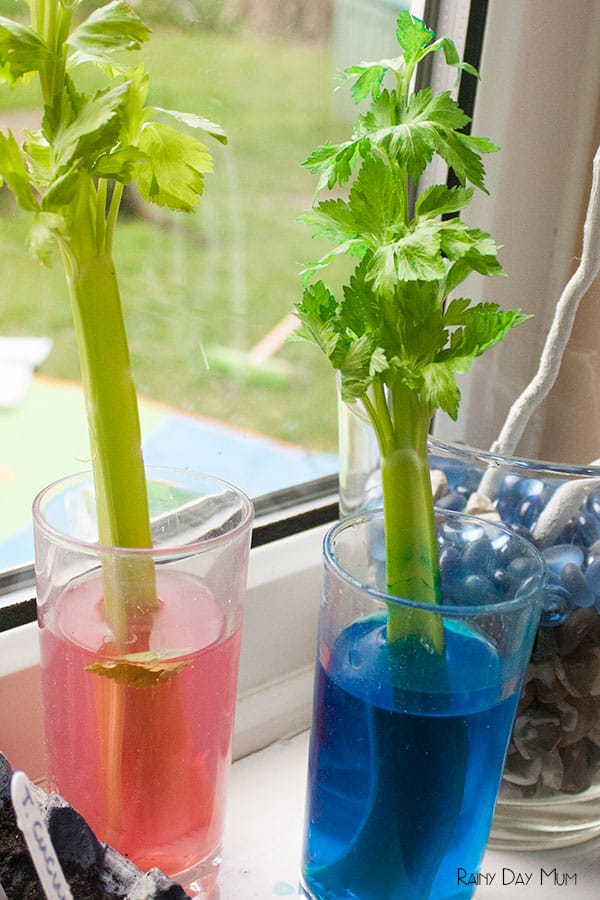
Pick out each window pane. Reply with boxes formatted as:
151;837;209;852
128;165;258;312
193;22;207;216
0;1;423;570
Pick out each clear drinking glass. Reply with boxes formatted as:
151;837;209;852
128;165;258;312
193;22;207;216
300;508;546;899
33;467;253;898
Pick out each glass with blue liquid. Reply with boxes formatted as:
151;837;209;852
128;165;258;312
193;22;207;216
300;509;546;900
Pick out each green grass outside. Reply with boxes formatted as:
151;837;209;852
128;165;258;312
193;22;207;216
0;24;350;453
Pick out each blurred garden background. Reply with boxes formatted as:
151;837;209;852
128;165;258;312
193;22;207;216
0;0;412;458
0;0;357;454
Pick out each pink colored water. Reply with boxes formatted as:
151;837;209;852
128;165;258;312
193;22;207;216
39;569;241;875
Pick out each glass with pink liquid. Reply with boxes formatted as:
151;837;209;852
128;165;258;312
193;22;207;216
33;468;253;898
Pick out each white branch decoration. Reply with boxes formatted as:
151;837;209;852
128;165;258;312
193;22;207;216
479;145;600;504
492;144;600;458
531;471;600;547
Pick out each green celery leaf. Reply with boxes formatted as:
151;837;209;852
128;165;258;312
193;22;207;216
465;133;501;156
402;87;469;132
340;63;388;103
41;168;79;208
300;197;356;245
439;220;501;262
421;361;460;418
67;0;151;67
396;12;435;67
0;130;38;210
370;219;446;291
0;16;51;82
347;154;405;238
358;88;395;137
339;255;383;338
391;222;446;281
432;130;499;191
388;89;470;182
433;36;460;68
367;244;398;296
305;86;496;193
300;237;366;284
118;65;149;145
370;345;389;377
442;297;471;325
136;122;213;210
439;302;530;370
90;145;144;182
151;106;227;144
51;81;129;171
389;280;447;367
27;211;65;265
338;333;377;402
444;252;504;296
302;139;360;191
22;131;52;189
429;37;480;81
441;226;505;296
294;281;340;358
415;183;474;219
302;140;340;173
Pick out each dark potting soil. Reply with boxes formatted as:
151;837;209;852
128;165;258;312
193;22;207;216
0;796;120;899
0;752;190;900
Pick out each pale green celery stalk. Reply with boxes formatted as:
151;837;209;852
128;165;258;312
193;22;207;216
59;175;156;643
364;378;443;651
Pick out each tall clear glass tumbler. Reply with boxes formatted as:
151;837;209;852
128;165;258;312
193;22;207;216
33;467;254;898
300;509;546;900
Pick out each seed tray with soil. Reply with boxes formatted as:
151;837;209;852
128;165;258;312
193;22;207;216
0;752;190;900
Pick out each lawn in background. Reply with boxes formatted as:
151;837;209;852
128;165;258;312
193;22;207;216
0;21;349;453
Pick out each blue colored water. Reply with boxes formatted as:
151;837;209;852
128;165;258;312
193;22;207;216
301;618;520;900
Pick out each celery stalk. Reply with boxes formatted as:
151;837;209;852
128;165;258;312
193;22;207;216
365;381;443;649
60;233;157;641
57;172;156;641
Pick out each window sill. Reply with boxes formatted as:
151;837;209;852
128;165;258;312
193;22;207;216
222;731;600;898
221;731;309;898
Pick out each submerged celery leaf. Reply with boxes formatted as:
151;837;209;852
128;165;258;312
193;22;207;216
86;649;193;689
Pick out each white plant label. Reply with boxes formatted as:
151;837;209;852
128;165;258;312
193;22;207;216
10;771;73;900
